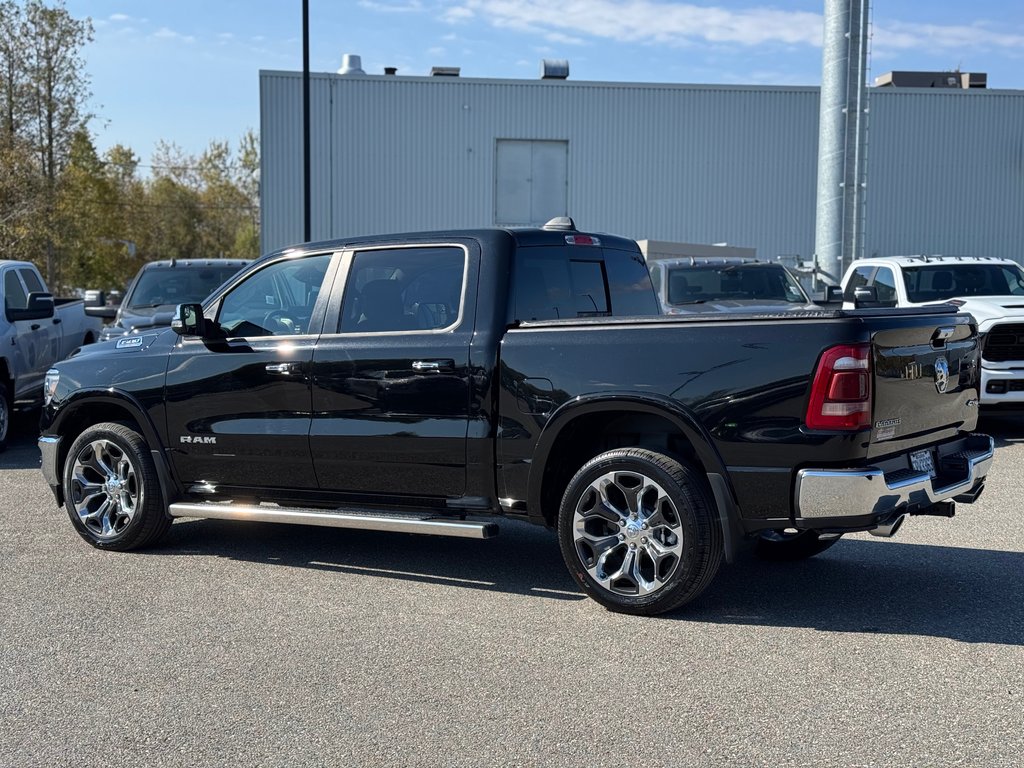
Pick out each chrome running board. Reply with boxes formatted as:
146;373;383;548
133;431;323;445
167;502;499;539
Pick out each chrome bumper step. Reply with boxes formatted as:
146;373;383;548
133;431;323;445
167;502;499;539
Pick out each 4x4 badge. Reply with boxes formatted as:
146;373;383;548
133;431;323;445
934;357;949;394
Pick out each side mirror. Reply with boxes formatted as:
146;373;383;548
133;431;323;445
171;303;205;337
852;285;897;309
6;292;55;322
83;289;106;308
85;305;118;320
825;285;844;303
852;285;879;308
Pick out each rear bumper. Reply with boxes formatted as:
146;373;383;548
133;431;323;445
794;433;993;527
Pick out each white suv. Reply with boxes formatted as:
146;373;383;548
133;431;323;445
840;255;1024;404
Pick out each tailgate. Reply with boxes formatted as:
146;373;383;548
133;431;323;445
869;315;979;453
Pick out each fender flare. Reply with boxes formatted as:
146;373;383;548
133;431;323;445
49;389;180;507
528;392;741;559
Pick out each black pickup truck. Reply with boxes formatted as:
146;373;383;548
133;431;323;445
39;220;994;615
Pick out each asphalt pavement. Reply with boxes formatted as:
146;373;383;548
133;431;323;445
2;409;1022;767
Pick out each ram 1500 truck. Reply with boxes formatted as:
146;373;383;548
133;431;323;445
39;220;994;615
1;260;102;451
841;254;1024;406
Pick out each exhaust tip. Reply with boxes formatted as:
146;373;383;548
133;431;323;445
869;514;905;538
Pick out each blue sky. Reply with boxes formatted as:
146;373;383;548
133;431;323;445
66;1;1024;164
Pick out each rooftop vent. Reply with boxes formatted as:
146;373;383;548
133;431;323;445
430;66;460;77
384;66;398;76
541;59;569;79
338;53;365;76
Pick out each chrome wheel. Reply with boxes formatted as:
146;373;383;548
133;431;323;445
572;469;684;597
69;439;141;540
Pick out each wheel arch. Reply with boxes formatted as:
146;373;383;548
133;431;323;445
49;390;179;508
528;393;741;559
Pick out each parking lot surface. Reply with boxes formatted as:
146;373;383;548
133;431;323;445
2;410;1022;767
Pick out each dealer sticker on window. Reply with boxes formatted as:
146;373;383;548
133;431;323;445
910;449;936;478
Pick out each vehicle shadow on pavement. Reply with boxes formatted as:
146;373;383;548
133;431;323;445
687;539;1024;645
153;518;1023;644
978;410;1024;448
0;413;42;470
156;517;586;603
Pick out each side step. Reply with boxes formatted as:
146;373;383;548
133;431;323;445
167;502;499;539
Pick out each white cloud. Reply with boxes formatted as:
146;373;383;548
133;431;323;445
152;27;195;44
447;0;1024;56
873;21;1024;54
449;1;823;47
109;13;130;22
443;6;474;23
358;0;425;11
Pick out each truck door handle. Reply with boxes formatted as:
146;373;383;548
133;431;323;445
31;323;41;331
265;362;301;375
412;359;454;373
53;318;61;325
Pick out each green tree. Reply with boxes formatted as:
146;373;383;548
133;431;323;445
0;0;93;288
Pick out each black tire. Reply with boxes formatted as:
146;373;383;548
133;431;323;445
754;529;840;561
62;421;171;551
557;448;723;616
0;382;10;453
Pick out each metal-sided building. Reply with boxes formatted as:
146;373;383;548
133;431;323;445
259;67;1024;264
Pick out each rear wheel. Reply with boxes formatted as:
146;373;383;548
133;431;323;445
62;422;171;550
754;529;840;561
558;448;722;615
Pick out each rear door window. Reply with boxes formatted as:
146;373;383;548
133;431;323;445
514;246;656;321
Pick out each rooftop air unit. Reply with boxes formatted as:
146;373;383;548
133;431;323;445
541;59;569;79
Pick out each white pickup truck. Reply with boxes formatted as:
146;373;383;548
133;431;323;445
1;260;103;450
840;255;1024;406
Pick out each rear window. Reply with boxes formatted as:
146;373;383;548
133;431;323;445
513;246;657;321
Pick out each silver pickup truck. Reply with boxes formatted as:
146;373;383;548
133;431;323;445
1;260;102;451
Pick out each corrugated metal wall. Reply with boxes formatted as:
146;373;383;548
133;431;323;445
260;70;1024;264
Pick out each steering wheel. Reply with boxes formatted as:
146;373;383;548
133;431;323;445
262;309;296;335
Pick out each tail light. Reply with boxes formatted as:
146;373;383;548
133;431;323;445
806;343;872;430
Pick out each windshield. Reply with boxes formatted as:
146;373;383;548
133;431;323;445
127;265;244;309
665;264;809;305
902;263;1024;303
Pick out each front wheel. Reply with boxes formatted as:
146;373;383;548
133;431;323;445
62;422;171;550
558;448;723;615
754;529;840;561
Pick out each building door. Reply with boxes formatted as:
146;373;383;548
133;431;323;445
495;139;568;226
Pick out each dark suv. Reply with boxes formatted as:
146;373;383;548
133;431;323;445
99;259;249;341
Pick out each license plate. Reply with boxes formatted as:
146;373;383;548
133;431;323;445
910;449;936;478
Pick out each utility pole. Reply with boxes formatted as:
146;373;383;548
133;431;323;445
814;0;870;281
302;0;311;242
